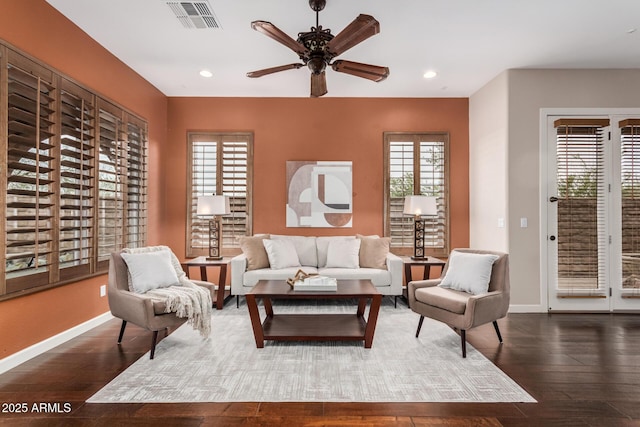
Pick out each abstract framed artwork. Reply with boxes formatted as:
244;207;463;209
286;161;352;227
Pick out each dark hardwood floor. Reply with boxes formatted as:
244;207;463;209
0;301;639;426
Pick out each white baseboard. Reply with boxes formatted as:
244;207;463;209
0;312;114;374
509;304;547;313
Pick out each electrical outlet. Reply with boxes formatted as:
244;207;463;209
520;217;528;228
497;217;505;228
100;284;106;297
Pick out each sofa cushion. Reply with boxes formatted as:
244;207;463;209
316;236;356;268
357;235;390;269
263;239;301;269
325;238;361;268
271;235;318;267
120;249;179;294
439;250;499;295
319;267;392;288
243;266;319;288
238;235;270;270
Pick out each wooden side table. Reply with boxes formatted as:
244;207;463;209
181;257;232;310
402;256;446;302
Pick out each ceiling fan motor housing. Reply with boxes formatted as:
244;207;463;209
307;56;326;74
297;26;334;70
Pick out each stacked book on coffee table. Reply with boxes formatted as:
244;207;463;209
293;275;338;292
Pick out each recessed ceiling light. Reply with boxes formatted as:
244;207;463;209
199;70;213;78
628;28;637;34
423;70;437;79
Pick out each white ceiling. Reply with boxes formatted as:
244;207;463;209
45;0;640;98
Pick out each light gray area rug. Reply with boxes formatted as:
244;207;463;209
88;299;535;403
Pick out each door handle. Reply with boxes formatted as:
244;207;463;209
549;196;558;203
549;235;556;241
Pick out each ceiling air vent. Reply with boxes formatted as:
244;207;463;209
166;1;221;29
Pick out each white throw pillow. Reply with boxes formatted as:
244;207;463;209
316;236;356;268
262;239;301;270
271;235;318;267
121;250;180;294
438;251;499;295
325;238;361;269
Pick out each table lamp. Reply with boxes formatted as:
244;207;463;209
197;194;230;260
403;195;437;259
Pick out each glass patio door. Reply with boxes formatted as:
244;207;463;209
547;115;640;312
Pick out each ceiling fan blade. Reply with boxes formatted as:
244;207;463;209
251;21;308;56
331;60;389;82
326;14;380;57
310;72;327;98
247;63;304;78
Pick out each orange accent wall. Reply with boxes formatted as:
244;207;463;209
165;97;469;257
0;1;167;359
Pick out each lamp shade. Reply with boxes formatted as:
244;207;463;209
197;195;230;216
403;195;437;216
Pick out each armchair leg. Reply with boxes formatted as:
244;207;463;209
461;329;467;358
117;320;127;344
415;315;425;338
150;330;159;360
493;320;503;343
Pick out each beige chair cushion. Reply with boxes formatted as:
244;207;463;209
238;235;271;270
415;286;470;314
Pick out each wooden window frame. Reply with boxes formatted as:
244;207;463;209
186;132;253;258
383;132;450;258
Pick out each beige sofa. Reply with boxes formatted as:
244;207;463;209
231;234;403;304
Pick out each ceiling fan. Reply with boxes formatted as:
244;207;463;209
247;0;390;97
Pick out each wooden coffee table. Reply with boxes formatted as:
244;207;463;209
246;279;382;348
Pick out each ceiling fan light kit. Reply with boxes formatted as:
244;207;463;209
247;0;389;97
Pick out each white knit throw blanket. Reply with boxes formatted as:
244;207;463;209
123;246;212;338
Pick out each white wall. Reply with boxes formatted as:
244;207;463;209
470;68;640;309
469;71;509;252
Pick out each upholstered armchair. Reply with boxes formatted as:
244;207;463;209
407;249;510;358
108;249;215;359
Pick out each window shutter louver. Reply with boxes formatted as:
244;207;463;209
419;141;447;251
619;119;640;297
97;103;126;269
221;138;250;249
58;79;95;280
189;140;218;254
125;116;147;249
387;141;415;249
5;55;57;293
554;118;609;297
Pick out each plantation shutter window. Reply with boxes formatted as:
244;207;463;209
384;132;449;258
0;42;148;299
619;119;640;298
58;79;96;281
554;118;609;297
187;132;253;258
